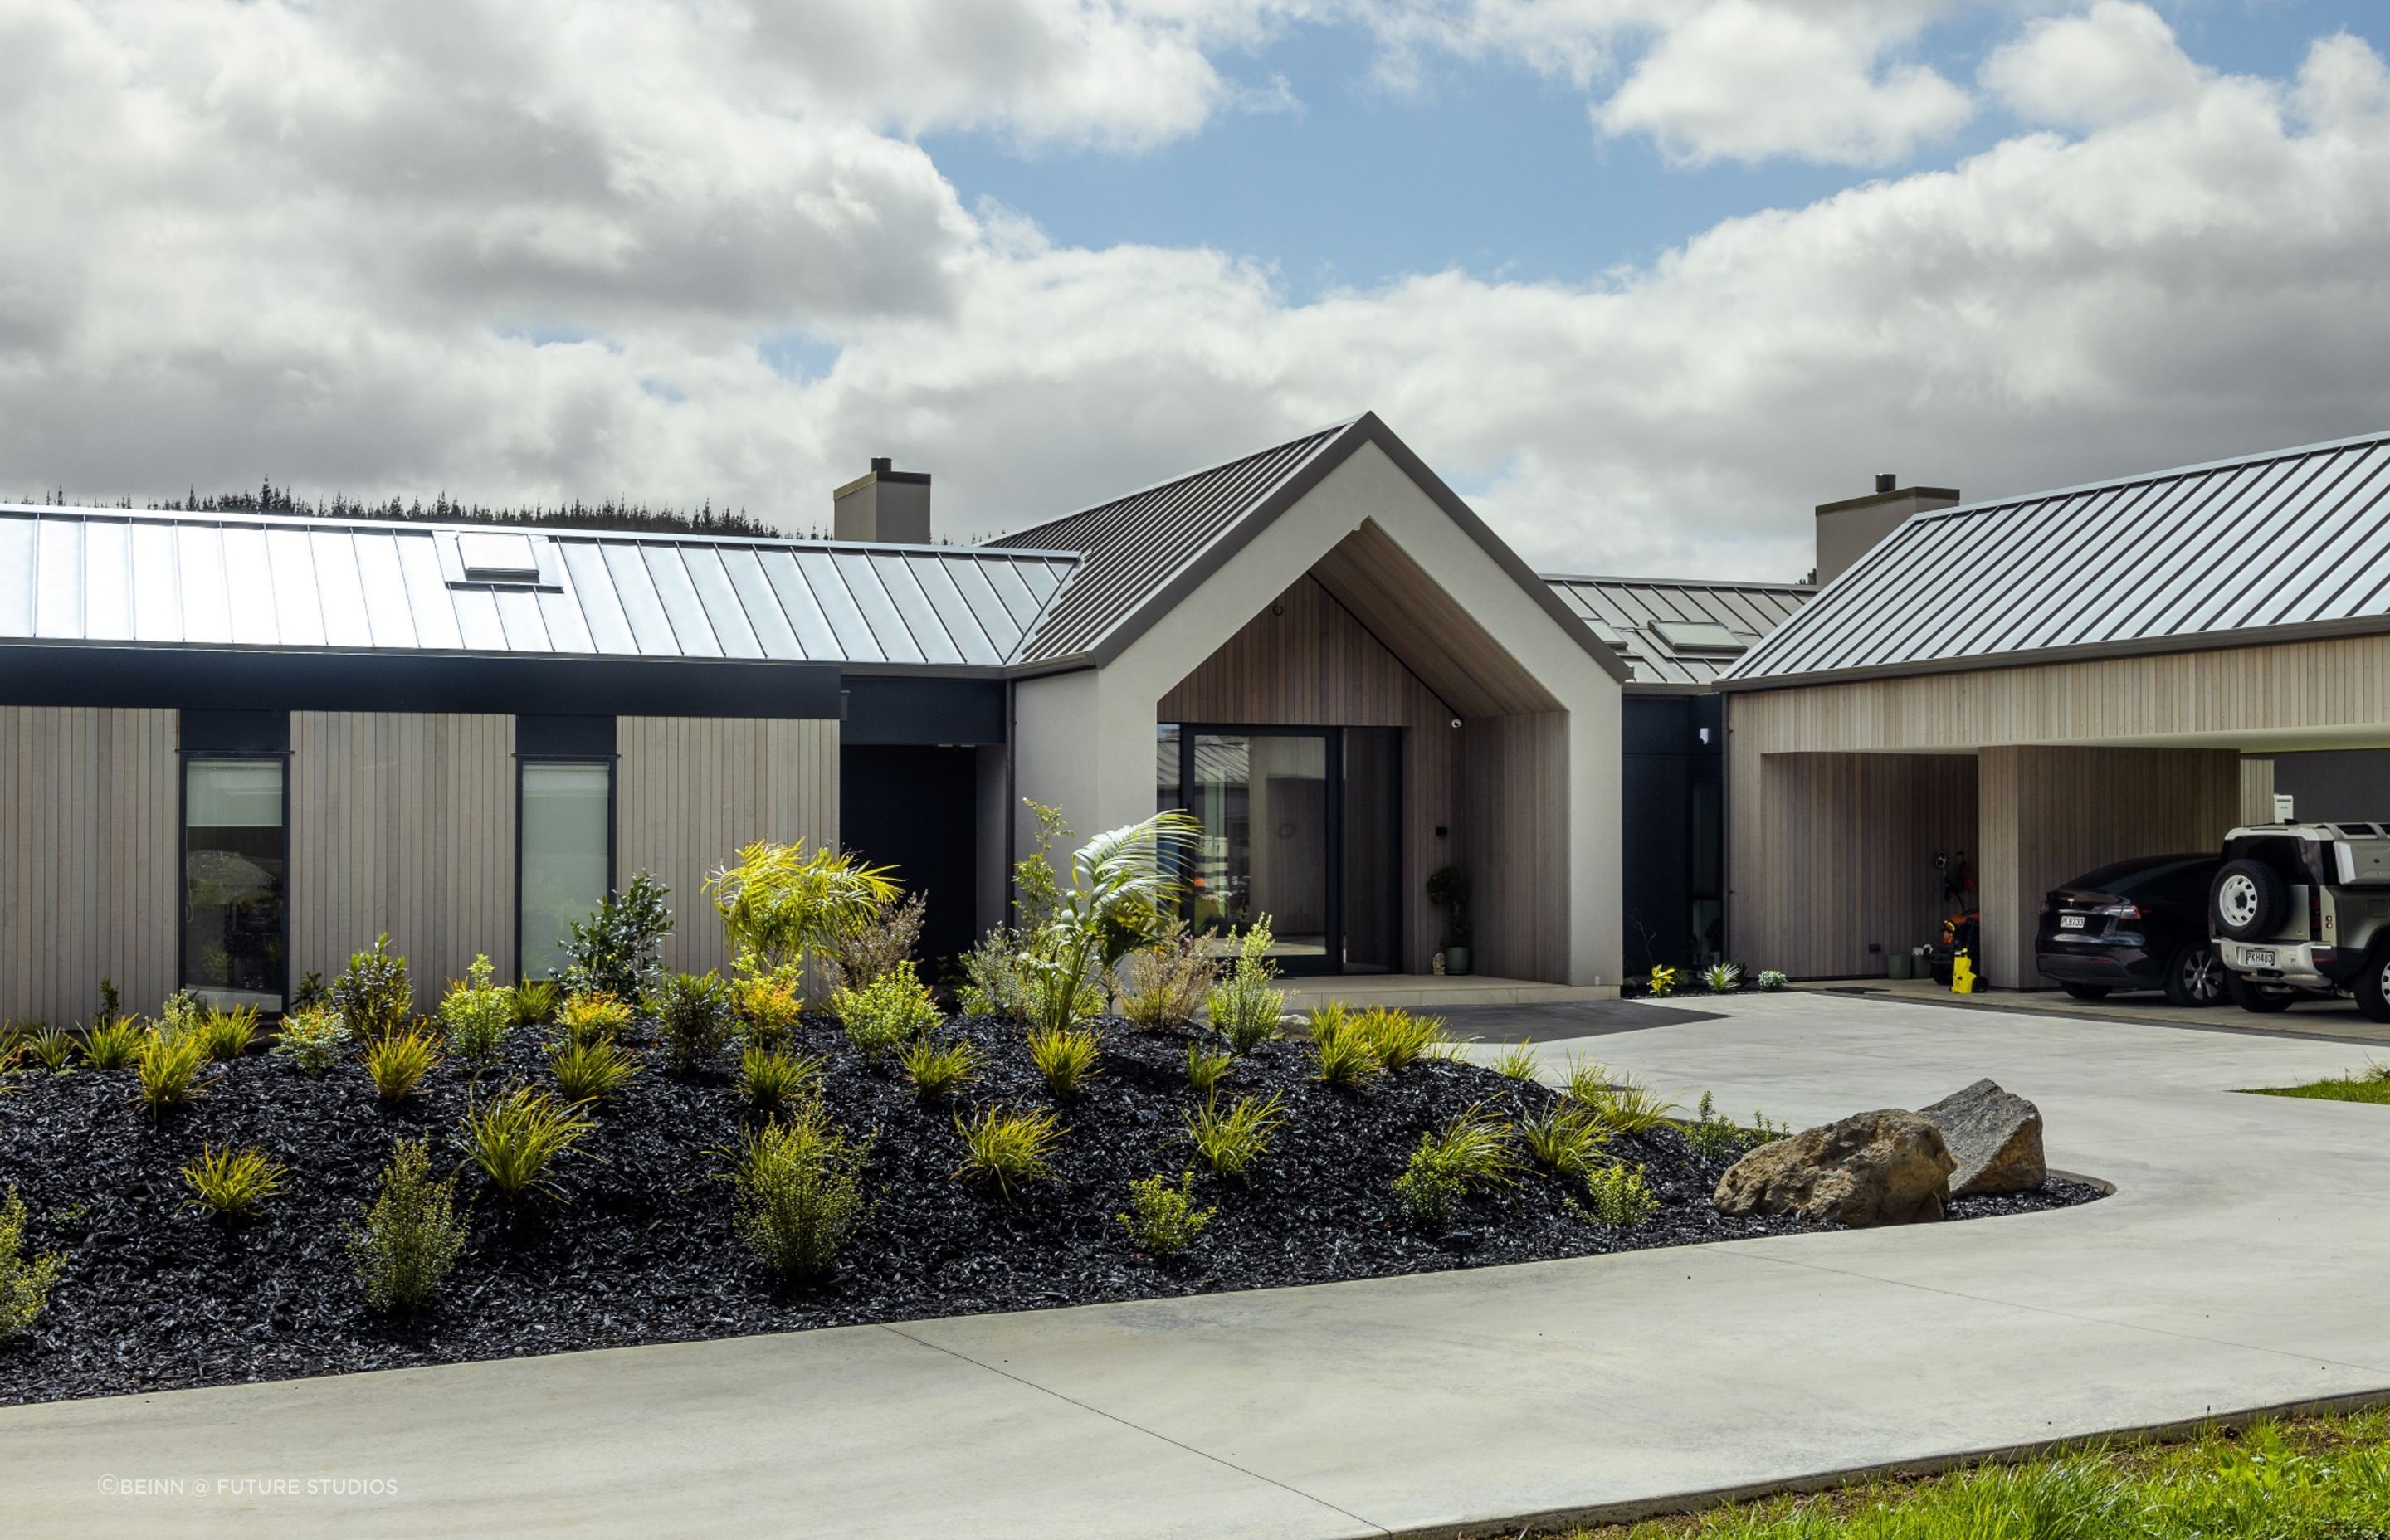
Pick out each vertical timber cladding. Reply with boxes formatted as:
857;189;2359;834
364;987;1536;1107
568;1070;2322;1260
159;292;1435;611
0;706;178;1024
616;717;841;977
1461;712;1570;982
1156;573;1461;975
289;714;516;996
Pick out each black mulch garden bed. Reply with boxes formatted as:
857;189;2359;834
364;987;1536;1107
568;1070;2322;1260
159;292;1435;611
0;1019;2104;1406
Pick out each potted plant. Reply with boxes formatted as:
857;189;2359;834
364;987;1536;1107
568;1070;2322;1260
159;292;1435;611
1427;865;1471;976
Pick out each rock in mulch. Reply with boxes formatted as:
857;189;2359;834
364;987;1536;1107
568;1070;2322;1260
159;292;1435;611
1714;1109;1956;1227
1917;1079;2046;1197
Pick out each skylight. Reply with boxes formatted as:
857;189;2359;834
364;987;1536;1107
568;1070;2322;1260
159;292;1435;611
1652;620;1748;654
457;532;542;584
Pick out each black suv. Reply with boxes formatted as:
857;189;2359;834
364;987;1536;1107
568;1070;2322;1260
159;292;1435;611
2036;853;2227;1006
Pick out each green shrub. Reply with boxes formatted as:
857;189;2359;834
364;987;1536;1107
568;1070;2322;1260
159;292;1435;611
558;872;676;1000
719;1103;876;1279
738;1045;824;1112
1488;1040;1542;1081
97;975;122;1021
1645;963;1679;998
897;1036;982;1104
731;972;805;1048
1119;1171;1214;1258
1756;968;1789;992
1116;924;1219;1029
1184;1044;1232;1097
459;1087;593;1201
134;1026;211;1111
1353;1006;1450;1070
349;1138;467;1312
705;844;898;987
1183;1091;1286;1180
1519;1104;1608;1179
1703;962;1744;993
1306;1003;1383;1089
550;1035;641;1103
1583;1162;1660;1227
554;991;633;1050
1565;1063;1680;1134
196;1006;261;1062
159;988;204;1036
180;1144;289;1219
439;955;515;1070
832;960;939;1061
1392;1104;1521;1231
31;1026;77;1074
511;979;560;1026
646;971;734;1075
0;1187;66;1343
824;890;927;995
1206;918;1285;1054
1017;810;1202;1038
274;1004;350;1075
1027;1022;1103;1096
1391;1162;1465;1231
953;1104;1063;1201
956;929;1035;1019
82;1016;146;1070
363;1029;441;1102
331;934;413;1040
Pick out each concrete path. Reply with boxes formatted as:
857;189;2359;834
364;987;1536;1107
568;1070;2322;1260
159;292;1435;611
7;996;2388;1538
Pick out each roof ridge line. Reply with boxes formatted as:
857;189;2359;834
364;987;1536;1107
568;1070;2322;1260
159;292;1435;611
1896;426;2390;532
984;414;1364;547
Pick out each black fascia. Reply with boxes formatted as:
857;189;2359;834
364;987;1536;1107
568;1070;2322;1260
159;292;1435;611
838;675;1006;745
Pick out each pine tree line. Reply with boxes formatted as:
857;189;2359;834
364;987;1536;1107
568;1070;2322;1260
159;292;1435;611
23;480;803;539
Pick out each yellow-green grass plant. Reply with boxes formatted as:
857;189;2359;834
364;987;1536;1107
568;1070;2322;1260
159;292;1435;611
180;1144;290;1219
30;1026;78;1074
1183;1090;1287;1181
1027;1022;1103;1097
1519;1104;1609;1180
1565;1061;1681;1135
952;1104;1064;1201
134;1026;212;1112
1392;1102;1522;1232
550;1034;642;1104
459;1087;594;1201
195;1006;261;1062
896;1036;982;1105
738;1045;824;1113
1184;1044;1232;1097
1305;1002;1383;1089
363;1028;441;1103
81;1016;147;1070
1353;1006;1451;1070
1118;1171;1214;1258
1488;1040;1543;1081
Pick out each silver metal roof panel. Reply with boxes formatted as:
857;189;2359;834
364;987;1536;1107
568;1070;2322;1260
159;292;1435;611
1540;575;1812;688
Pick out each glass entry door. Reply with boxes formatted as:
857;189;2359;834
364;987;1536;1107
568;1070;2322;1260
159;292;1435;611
1158;725;1401;975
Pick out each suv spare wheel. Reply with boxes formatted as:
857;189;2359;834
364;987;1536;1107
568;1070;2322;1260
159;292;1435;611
2212;858;2288;941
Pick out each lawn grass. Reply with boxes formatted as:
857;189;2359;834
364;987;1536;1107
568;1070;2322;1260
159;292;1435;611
1553;1407;2390;1538
2243;1060;2390;1106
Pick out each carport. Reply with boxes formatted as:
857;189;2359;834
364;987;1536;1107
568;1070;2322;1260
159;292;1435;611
1717;429;2390;989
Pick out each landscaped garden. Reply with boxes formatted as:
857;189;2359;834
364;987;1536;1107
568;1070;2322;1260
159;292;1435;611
0;807;2099;1407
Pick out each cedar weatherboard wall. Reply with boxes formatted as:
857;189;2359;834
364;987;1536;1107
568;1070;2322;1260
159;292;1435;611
0;706;178;1023
1461;712;1571;981
1158;573;1461;973
290;713;515;994
617;716;839;978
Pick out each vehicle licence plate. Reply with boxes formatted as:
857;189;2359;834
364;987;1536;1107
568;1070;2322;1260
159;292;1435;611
2059;914;2086;929
2241;947;2277;967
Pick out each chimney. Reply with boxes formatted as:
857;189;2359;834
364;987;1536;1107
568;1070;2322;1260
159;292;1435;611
1813;475;1960;586
832;457;932;543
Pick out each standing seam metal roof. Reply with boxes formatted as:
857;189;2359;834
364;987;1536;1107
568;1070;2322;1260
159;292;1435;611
1544;576;1812;688
0;505;1080;669
1722;428;2390;687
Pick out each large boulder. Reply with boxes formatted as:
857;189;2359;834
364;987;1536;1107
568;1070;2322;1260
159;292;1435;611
1714;1109;1955;1227
1917;1079;2046;1197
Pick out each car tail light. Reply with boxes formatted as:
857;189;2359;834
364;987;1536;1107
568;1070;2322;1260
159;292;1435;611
2095;904;2143;919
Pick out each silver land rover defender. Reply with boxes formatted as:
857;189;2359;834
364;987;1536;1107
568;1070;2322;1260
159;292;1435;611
2211;822;2390;1018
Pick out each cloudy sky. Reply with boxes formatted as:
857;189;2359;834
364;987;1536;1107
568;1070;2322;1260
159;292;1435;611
4;0;2387;580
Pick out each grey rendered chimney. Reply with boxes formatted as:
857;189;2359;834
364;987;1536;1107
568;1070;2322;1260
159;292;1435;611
832;457;932;543
1813;476;1960;586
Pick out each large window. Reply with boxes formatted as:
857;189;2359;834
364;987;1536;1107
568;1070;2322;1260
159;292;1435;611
519;762;612;982
183;757;287;1011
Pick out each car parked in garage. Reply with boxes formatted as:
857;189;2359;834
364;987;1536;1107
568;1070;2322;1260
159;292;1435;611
2209;822;2390;1020
2036;854;2227;1006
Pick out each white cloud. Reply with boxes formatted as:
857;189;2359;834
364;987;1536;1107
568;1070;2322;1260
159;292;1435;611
1982;1;2208;129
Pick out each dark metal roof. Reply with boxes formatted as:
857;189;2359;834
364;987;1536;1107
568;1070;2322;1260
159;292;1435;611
1544;576;1813;690
0;505;1079;670
1723;429;2390;689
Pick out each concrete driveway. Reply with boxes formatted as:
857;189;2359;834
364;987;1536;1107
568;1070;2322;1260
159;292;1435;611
5;995;2387;1539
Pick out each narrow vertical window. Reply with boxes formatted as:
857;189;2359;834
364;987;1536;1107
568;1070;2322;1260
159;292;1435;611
519;762;612;981
183;757;287;1011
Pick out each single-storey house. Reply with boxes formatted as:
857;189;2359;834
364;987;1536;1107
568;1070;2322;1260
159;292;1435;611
0;414;1630;1023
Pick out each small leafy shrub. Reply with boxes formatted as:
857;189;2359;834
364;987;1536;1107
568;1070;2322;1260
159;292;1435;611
1393;1104;1521;1232
31;1027;77;1073
1;1187;66;1343
550;1035;642;1103
832;961;940;1062
331;934;413;1040
1020;964;1106;1036
159;988;204;1036
1206;918;1285;1054
1566;1063;1680;1134
1119;1171;1214;1258
1683;1090;1785;1159
1519;1104;1608;1179
558;872;675;999
82;1016;146;1070
135;1026;212;1111
1183;1091;1286;1180
274;1004;350;1075
1116;924;1219;1029
180;1145;289;1219
1027;1022;1103;1096
196;1006;261;1061
1703;962;1743;994
440;955;515;1070
823;890;927;994
897;1036;982;1104
1306;1004;1383;1089
1489;1040;1542;1081
739;1045;824;1112
1756;969;1789;992
1184;1044;1232;1096
1391;1162;1465;1232
1354;1006;1450;1070
647;971;735;1075
97;976;122;1021
364;1029;441;1102
957;929;1033;1019
290;970;326;1011
731;972;805;1048
1583;1162;1660;1227
349;1138;467;1312
719;1102;876;1280
952;1104;1063;1201
1645;964;1680;998
511;979;561;1027
554;990;634;1050
460;1087;593;1200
